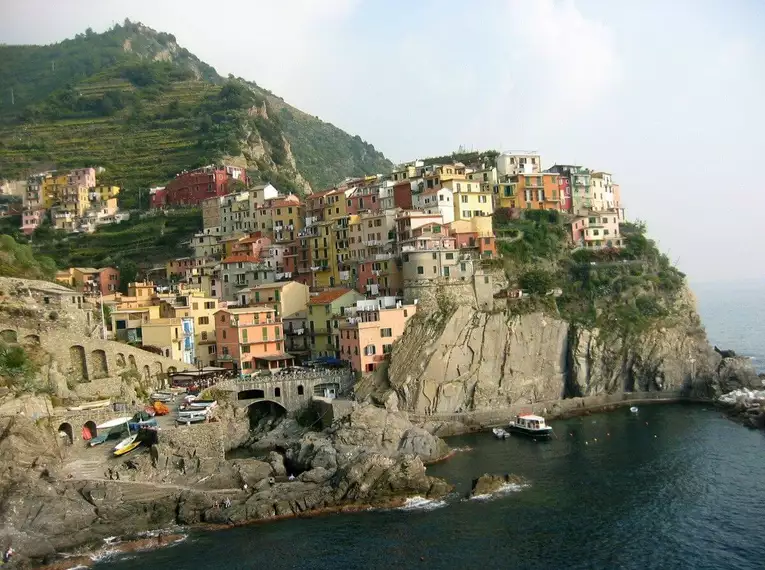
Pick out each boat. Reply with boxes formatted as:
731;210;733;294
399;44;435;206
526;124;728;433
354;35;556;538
507;414;554;439
88;417;132;447
187;399;216;409
151;392;174;402
113;434;139;456
630;406;639;413
176;414;207;425
493;427;510;439
178;407;210;417
128;418;158;431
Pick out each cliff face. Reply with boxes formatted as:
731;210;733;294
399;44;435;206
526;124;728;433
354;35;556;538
383;285;751;414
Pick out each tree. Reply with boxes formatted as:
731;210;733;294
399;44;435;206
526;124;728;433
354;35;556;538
519;269;555;295
117;259;138;293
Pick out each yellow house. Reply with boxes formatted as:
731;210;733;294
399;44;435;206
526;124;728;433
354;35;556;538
247;281;310;318
267;194;305;244
441;178;493;222
91;185;120;202
307;288;365;358
111;306;161;342
59;185;90;216
55;269;75;287
158;290;220;366
42;173;69;208
128;281;156;304
494;182;517;209
310;220;340;288
141;318;185;361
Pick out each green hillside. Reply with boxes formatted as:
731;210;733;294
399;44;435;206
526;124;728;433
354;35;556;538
0;20;392;202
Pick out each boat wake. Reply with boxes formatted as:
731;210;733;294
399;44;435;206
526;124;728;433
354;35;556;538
397;496;449;511
468;482;528;502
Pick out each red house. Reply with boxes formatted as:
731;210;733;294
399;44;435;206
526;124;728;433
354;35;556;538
150;165;247;208
392;181;413;210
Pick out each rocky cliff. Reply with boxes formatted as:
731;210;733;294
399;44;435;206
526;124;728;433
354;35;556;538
375;285;757;414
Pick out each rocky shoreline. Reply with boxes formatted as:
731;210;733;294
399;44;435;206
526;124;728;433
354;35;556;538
717;387;765;429
0;403;453;568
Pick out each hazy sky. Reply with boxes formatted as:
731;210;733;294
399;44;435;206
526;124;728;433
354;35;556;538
2;0;764;283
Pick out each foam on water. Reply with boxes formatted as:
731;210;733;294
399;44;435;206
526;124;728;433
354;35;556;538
468;482;528;502
397;496;448;511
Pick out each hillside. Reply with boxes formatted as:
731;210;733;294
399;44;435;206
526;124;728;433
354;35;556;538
0;20;392;204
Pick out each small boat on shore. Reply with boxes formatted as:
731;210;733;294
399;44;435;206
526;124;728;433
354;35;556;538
508;414;554;439
492;427;510;439
186;399;217;409
113;434;140;456
176;414;207;425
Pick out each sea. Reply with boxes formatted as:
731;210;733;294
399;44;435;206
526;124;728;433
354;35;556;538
94;281;765;570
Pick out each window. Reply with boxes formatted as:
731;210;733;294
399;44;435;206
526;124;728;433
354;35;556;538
298;385;304;396
461;195;468;203
208;345;216;354
456;183;462;191
433;266;437;274
445;252;454;260
204;301;215;309
484;276;490;284
262;328;268;340
242;329;248;342
242;345;250;354
201;331;208;341
383;344;393;354
275;387;281;398
364;345;377;356
381;328;392;337
275;326;281;339
276;341;281;351
198;316;209;325
444;267;450;277
461;263;466;272
222;346;229;355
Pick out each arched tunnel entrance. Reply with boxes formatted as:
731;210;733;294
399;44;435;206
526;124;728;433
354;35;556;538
57;422;73;445
246;400;287;430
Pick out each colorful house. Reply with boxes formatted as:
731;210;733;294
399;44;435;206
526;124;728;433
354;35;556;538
307;288;365;359
159;291;220;367
339;298;417;373
571;212;623;250
214;307;293;375
246;281;310;318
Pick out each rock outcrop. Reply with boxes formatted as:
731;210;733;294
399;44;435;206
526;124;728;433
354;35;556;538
380;286;757;414
469;473;527;497
0;403;452;564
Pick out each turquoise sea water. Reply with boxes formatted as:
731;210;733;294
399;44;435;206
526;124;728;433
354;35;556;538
95;283;765;570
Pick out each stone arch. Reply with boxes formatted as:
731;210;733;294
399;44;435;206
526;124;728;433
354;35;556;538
153;362;163;375
57;422;73;445
128;354;137;369
116;353;126;368
246;400;287;428
90;349;108;379
82;420;98;441
0;329;17;343
143;365;151;381
69;345;88;381
23;334;41;345
274;387;281;398
297;385;305;396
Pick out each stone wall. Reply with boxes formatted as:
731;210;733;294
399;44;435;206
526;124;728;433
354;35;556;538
402;268;507;314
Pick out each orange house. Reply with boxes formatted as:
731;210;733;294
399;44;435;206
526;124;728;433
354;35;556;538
512;173;563;211
214;307;293;375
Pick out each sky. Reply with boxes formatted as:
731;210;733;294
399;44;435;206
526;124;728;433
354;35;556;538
1;0;764;283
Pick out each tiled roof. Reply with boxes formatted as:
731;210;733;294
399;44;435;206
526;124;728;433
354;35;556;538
309;288;353;305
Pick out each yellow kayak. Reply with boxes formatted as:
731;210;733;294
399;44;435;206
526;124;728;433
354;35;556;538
113;440;141;457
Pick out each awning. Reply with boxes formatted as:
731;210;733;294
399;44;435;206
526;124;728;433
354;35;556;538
254;353;294;362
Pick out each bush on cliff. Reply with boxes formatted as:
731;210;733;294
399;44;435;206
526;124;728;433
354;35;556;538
0;340;43;394
0;235;57;280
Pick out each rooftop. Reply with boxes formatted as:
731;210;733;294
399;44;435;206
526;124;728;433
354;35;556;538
248;281;298;290
217;306;276;315
309;288;354;305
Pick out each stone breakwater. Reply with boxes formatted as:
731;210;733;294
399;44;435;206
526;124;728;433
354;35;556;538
0;404;452;567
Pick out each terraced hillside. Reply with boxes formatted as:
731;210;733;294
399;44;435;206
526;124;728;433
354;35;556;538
1;76;220;204
0;20;392;202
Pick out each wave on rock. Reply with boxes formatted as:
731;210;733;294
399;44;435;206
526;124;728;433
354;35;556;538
469;482;528;502
397;496;449;511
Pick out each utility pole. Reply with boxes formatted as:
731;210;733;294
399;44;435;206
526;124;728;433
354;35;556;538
100;291;107;340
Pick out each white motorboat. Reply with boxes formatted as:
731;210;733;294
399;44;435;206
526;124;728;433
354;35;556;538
492;427;510;439
508;414;554;439
630;406;639;413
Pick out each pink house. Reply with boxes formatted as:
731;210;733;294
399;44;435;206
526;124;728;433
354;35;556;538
67;167;97;189
339;299;416;373
20;208;45;235
232;233;272;261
